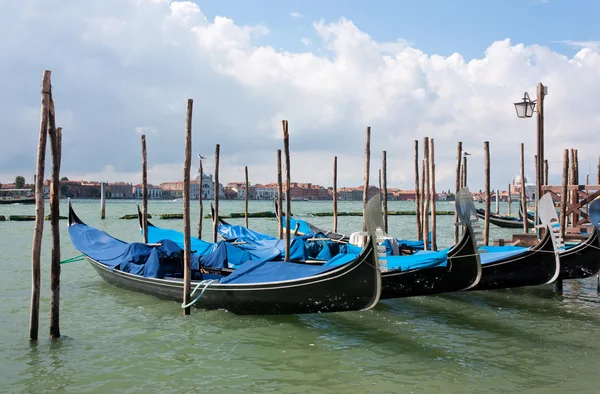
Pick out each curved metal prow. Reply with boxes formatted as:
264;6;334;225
455;187;484;247
68;199;86;226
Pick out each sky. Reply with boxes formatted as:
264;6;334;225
0;0;599;191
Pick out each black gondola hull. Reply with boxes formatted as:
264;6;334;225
475;210;526;229
558;226;600;280
469;230;559;291
380;224;482;299
86;240;381;315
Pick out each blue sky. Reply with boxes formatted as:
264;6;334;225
198;0;599;59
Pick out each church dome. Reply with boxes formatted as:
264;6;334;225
514;175;529;185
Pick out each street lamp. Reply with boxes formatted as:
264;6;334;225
514;83;548;232
513;92;537;118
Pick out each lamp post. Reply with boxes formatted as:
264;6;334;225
514;82;548;231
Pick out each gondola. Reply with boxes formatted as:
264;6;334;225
470;194;561;291
272;201;426;252
475;208;531;229
68;201;382;315
215;189;482;299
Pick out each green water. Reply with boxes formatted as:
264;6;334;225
2;200;600;393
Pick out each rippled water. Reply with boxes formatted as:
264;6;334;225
2;199;600;393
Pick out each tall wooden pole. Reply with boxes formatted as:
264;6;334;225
597;156;600;185
382;151;388;234
48;97;62;339
422;137;430;249
414;140;422;240
244;165;249;228
30;70;51;342
362;126;371;232
544;159;549;186
483;141;491;246
282;120;291;261
421;159;426;244
507;184;512;216
463;155;468;188
520;143;528;233
333;156;338;233
141;135;148;244
574;149;580;226
429;139;437;251
560;149;569;240
182;99;193;316
454;142;462;243
378;169;382;202
198;160;203;239
213;144;220;243
100;182;106;219
277;149;283;239
495;190;500;214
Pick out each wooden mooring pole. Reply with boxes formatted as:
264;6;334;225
414;140;422;240
454;142;462;243
382;151;388;233
30;70;51;342
507;184;512;216
282;120;291;262
429;139;437;251
244;165;249;228
560;149;569;241
597;156;600;185
483;141;490;246
182;99;193;316
520;143;528;233
48;95;62;339
495;190;500;214
422;137;430;250
277;149;283;239
141;135;148;244
333;156;338;233
362;127;371;232
544;159;549;186
198;159;203;239
213;144;220;243
100;182;106;219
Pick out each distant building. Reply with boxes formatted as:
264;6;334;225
106;182;134;199
511;175;536;200
254;184;278;200
133;184;164;199
160;172;223;200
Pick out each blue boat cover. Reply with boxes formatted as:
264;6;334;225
218;224;278;242
147;225;213;256
220;258;336;284
69;223;184;278
324;248;449;271
478;248;530;265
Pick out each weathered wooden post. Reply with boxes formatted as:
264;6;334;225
422;137;430;249
100;182;106;219
463;154;468;188
597;156;600;185
362;126;371;232
30;70;51;342
182;98;193;315
333;156;338;233
495;190;500;214
507;184;512;216
544;159;549;186
48;99;62;339
141;135;148;244
244;165;249;228
378;169;382;202
560;149;569;241
382;151;388;234
198;159;203;239
520;143;528;233
574;149;580;226
429;139;437;251
568;149;576;227
454;142;462;243
213;144;220;243
421;159;427;245
414;140;422;240
282;120;291;262
483;141;490;246
277;149;283;239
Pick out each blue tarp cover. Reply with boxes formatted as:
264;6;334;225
478;248;530;265
147;225;213;256
69;223;184;278
220;258;335;284
218;224;278;242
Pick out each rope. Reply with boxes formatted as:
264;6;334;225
181;279;215;309
60;254;86;264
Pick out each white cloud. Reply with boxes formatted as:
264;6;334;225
1;0;599;193
300;38;311;47
290;12;303;19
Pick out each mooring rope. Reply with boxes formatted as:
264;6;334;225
181;279;216;309
60;254;86;264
